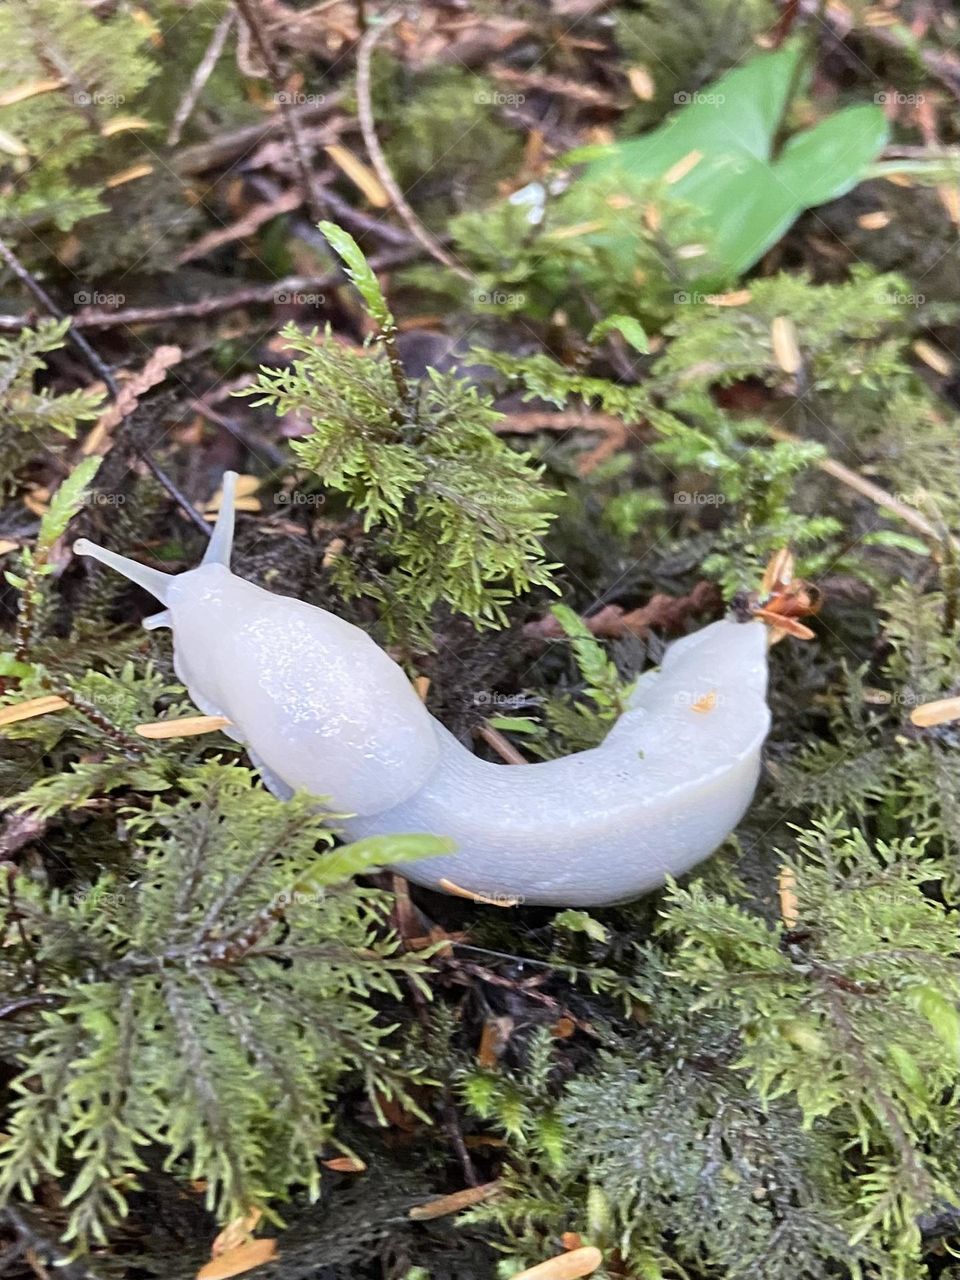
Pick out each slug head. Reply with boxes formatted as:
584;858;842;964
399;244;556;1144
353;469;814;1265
74;473;441;815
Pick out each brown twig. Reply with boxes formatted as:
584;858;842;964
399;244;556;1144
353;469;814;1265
233;0;329;220
355;14;473;280
0;248;419;333
0;235;118;395
174;94;342;175
524;580;721;641
765;423;941;542
0;239;208;534
475;721;529;765
166;8;237;146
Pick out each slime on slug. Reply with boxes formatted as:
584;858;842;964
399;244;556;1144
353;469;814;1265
74;472;816;907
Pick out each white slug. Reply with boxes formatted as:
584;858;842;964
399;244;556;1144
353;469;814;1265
74;472;771;906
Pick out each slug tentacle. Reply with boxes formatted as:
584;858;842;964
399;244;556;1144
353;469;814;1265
202;470;238;568
73;539;174;603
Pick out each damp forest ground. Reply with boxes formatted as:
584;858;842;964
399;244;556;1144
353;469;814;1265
3;3;960;1279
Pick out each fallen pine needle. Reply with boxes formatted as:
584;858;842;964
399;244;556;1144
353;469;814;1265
438;878;521;908
408;1180;501;1221
778;865;800;928
196;1238;277;1280
909;695;960;728
136;715;232;739
507;1245;604;1280
322;1155;367;1173
0;695;69;727
771;315;802;373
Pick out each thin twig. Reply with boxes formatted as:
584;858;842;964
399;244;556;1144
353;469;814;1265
0;238;209;534
174;94;342;175
355;15;473;280
765;423;941;542
0;236;118;395
233;0;329;220
475;721;528;765
166;8;237;146
0;249;419;333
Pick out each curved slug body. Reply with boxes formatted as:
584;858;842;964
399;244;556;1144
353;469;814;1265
75;473;770;906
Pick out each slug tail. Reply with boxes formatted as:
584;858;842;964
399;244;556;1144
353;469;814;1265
202;470;237;568
73;539;174;603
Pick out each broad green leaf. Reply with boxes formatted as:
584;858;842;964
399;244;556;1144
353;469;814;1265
569;44;887;284
775;105;890;206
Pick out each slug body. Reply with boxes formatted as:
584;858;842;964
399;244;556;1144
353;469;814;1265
75;473;770;907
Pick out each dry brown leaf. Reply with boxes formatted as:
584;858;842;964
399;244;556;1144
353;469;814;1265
212;1211;262;1257
322;1155;367;1173
196;1238;277;1280
508;1245;603;1280
524;581;721;642
204;474;261;516
477;1015;514;1068
0;539;20;556
83;345;183;453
